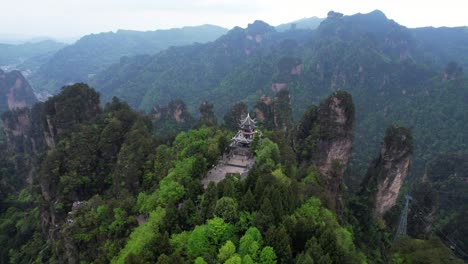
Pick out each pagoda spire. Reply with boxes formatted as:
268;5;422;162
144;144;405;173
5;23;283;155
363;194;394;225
231;113;257;147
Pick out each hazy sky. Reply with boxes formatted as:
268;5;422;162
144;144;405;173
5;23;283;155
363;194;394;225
1;0;467;40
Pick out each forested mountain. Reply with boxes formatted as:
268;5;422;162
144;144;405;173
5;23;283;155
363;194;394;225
90;10;468;183
30;25;228;92
0;40;66;66
0;83;464;263
1;9;467;264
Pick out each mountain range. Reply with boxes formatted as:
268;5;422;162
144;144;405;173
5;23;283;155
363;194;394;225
85;10;468;182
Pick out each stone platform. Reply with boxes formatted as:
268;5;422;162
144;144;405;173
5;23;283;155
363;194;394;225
202;149;255;188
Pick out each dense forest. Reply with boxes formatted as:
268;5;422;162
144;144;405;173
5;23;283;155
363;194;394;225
0;82;465;263
0;9;467;264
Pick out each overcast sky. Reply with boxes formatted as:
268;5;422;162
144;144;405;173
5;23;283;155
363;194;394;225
1;0;467;41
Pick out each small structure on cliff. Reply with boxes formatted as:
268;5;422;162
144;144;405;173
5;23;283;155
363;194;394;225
202;114;257;188
231;113;257;148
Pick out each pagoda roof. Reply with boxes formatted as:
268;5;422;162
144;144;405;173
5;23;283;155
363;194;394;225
239;113;256;127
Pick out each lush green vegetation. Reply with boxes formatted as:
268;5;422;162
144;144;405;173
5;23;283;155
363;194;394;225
1;10;467;264
0;83;464;263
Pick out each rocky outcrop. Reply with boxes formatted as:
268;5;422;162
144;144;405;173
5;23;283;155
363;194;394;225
361;126;413;218
0;69;37;113
150;99;195;137
254;90;294;132
2;107;35;153
199;101;217;126
294;91;355;213
313;92;355;175
1;83;101;154
151;99;194;124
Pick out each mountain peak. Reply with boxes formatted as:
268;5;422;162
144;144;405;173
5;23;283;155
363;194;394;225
368;9;387;19
246;20;275;35
327;10;344;19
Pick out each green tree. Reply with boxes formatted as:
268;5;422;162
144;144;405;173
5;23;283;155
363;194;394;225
255;197;275;231
195;256;208;264
214;197;239;223
265;225;292;263
260;246;277;264
187;226;212;259
218;240;236;262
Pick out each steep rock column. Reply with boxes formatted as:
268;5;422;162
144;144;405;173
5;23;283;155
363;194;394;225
314;91;355;213
295;91;355;214
0;69;37;113
361;126;413;218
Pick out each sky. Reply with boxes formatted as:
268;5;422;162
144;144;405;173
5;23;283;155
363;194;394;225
1;0;467;42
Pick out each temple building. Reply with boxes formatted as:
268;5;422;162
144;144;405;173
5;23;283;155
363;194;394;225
231;113;257;147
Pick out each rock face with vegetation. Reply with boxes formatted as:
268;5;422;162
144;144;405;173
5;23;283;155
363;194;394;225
254;89;293;131
362;126;413;218
151;99;195;138
2;83;100;153
294;91;355;213
0;69;37;113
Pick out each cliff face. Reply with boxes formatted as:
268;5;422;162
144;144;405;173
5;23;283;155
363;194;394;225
254;89;294;131
1;83;101;154
361;126;413;218
313;92;355;176
0;69;37;113
150;99;195;138
2;107;35;153
295;91;355;213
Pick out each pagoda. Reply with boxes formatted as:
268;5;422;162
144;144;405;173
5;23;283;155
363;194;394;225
231;113;257;147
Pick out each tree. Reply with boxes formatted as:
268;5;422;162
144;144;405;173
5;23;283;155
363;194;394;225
255;198;275;231
207;217;235;247
241;189;256;212
218;240;236;263
295;252;314;264
214;197;239;223
194;257;208;264
200;183;218;221
265;225;292;263
224;255;242;264
224;102;248;130
255;139;281;172
239;229;262;260
260;246;277;264
187;226;212;259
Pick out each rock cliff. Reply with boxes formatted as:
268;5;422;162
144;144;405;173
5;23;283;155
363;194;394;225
254;89;294;131
294;91;355;213
361;126;413;218
1;83;101;154
0;69;37;113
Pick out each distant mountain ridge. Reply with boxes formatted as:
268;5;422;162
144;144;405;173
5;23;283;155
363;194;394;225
30;24;228;92
0;40;66;66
